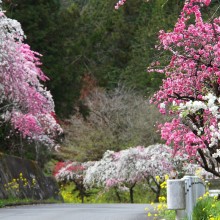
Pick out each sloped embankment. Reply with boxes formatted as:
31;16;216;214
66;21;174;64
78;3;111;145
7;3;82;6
0;153;61;200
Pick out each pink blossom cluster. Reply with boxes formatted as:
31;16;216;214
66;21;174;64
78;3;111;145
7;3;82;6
54;161;95;182
0;6;62;146
150;0;220;175
114;0;126;10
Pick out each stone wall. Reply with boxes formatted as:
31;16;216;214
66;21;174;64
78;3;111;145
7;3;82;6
0;153;61;200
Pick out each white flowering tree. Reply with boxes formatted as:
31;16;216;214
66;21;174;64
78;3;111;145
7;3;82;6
0;2;62;147
84;144;187;202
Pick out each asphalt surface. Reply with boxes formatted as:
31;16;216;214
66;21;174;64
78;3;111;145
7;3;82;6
0;203;156;220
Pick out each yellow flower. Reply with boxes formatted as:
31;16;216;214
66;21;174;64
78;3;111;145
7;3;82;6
202;192;209;198
160;181;167;189
209;215;217;220
214;195;218;201
164;174;169;180
155;176;160;182
211;204;216;208
157;203;167;211
147;212;152;217
159;196;166;203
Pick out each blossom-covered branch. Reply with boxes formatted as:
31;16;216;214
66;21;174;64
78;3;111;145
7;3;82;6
0;4;62;147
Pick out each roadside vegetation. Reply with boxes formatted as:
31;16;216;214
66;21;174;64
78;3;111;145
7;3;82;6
60;183;155;204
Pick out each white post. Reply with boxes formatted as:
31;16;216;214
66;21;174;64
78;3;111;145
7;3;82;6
167;179;186;220
167;176;206;220
176;210;186;220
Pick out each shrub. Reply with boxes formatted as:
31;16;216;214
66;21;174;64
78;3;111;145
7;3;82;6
193;196;220;220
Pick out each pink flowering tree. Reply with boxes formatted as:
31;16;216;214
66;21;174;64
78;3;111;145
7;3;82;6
54;161;94;203
84;144;190;202
0;3;62;147
148;0;220;177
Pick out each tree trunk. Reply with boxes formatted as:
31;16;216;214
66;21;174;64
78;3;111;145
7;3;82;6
146;176;161;202
114;187;121;203
81;193;84;203
154;187;160;203
129;183;136;203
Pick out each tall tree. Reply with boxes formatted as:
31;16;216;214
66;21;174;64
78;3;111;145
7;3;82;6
121;0;183;95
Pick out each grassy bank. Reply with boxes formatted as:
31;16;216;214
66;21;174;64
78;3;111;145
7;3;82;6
0;198;62;208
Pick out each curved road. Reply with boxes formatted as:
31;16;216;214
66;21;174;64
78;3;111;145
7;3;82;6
0;204;156;220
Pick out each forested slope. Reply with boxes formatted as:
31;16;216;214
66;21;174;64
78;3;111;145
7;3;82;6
2;0;183;117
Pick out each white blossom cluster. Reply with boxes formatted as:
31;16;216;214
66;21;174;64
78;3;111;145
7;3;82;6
179;100;207;116
175;93;220;149
213;149;220;159
84;144;196;189
209;125;220;148
0;9;24;44
160;102;166;109
84;150;119;188
203;93;220;117
177;93;220;118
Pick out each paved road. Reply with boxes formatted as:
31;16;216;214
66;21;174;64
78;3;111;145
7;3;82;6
0;204;156;220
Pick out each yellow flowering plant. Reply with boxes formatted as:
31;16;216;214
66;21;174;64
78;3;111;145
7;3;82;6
193;194;220;220
4;173;37;199
145;175;176;220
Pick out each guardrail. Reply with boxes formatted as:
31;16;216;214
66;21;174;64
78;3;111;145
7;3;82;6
167;175;206;220
209;189;220;197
